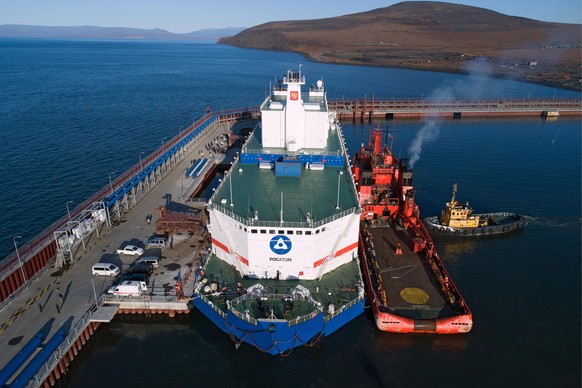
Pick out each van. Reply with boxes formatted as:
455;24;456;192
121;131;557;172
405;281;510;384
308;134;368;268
136;256;160;269
92;263;120;276
146;236;167;249
107;280;147;296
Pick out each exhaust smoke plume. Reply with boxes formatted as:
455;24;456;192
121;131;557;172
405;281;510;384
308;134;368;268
407;119;440;168
407;57;496;168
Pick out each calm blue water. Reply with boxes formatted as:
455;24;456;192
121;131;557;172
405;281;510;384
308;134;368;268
0;39;580;387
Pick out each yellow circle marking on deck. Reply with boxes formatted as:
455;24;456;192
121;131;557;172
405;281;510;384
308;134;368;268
400;287;429;305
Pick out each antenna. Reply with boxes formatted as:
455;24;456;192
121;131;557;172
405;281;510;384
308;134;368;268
280;191;284;225
336;170;344;210
229;170;234;207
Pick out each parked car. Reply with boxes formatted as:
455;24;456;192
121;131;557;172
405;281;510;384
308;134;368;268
122;272;150;286
146;236;167;249
126;262;153;276
116;245;144;256
135;255;160;269
92;263;120;276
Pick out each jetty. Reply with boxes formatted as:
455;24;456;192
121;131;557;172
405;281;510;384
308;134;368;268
328;97;582;121
0;110;257;387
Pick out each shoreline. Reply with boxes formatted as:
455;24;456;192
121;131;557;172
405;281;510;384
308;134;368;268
293;50;582;93
1;36;578;91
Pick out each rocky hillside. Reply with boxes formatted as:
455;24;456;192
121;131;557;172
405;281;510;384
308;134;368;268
219;1;581;90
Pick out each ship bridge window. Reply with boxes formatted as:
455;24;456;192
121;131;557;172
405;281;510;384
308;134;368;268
278;230;284;234
315;229;320;234
251;229;257;234
305;231;312;235
260;229;267;234
287;230;294;235
296;231;302;235
269;230;275;234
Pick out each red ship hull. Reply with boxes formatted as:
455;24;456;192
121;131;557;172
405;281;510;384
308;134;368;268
354;127;472;334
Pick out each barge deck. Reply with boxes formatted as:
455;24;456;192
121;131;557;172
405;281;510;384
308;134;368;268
364;222;456;319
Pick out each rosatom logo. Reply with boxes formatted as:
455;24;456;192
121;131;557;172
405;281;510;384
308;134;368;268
290;91;298;101
269;235;292;255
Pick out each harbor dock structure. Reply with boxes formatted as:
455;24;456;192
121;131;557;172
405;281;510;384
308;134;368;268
0;111;257;387
0;96;579;384
328;97;582;121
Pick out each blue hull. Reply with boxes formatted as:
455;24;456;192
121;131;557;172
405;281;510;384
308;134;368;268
193;296;364;355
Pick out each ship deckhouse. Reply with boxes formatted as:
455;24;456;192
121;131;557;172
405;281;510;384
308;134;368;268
262;69;329;150
207;69;360;280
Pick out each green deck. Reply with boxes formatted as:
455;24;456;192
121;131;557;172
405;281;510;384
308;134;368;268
200;253;362;321
212;126;358;225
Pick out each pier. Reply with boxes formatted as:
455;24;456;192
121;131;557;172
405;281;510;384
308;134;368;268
0;110;257;387
0;97;579;385
328;97;582;121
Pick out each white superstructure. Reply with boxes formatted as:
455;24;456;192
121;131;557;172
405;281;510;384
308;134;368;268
207;68;360;281
261;70;329;150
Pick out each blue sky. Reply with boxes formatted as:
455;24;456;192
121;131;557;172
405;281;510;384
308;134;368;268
0;0;580;32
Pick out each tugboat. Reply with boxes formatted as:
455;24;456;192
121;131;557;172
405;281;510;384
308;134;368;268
353;126;472;334
193;68;365;355
423;183;525;237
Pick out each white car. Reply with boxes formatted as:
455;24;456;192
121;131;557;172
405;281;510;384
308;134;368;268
116;245;144;256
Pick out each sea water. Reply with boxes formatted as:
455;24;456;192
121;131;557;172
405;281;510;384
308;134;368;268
0;39;580;387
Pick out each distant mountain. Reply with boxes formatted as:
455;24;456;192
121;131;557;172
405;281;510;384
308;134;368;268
219;1;581;90
0;24;245;41
182;28;247;41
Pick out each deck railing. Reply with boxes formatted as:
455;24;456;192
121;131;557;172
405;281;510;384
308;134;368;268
323;293;364;322
209;203;359;229
27;295;107;388
226;292;324;327
196;293;227;319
